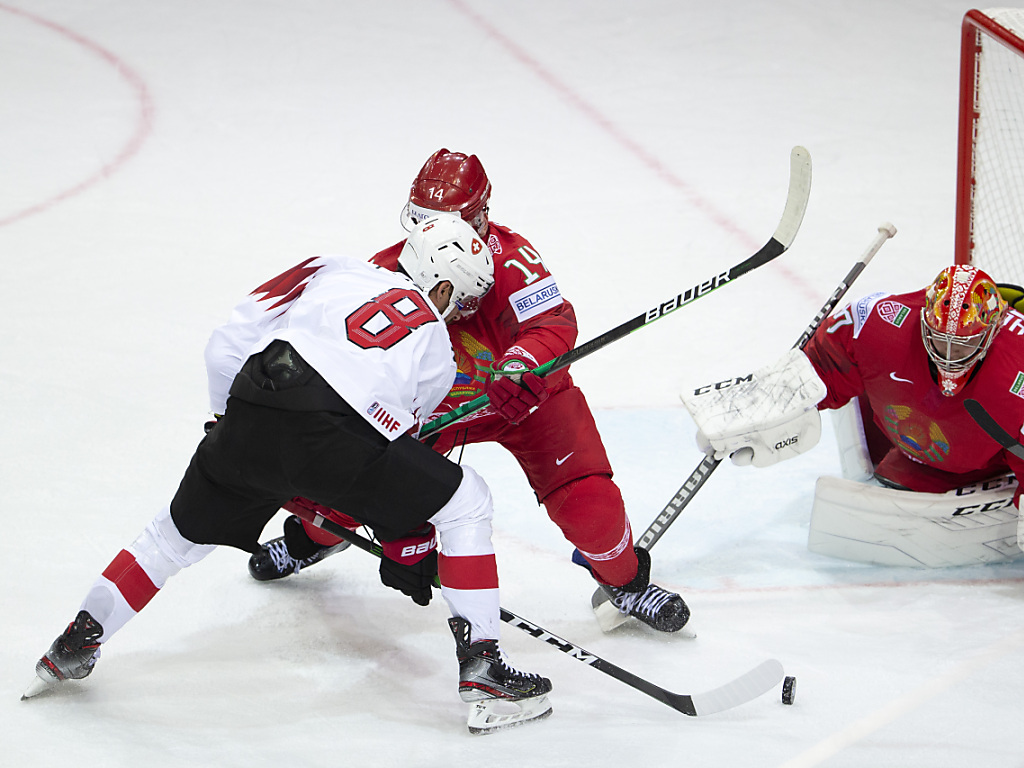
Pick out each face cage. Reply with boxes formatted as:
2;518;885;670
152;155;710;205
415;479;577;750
437;292;483;322
919;311;996;374
453;278;495;319
400;202;490;238
453;294;482;319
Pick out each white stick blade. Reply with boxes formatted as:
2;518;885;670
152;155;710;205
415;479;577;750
772;147;812;248
690;659;785;716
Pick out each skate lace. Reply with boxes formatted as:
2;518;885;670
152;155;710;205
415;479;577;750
614;583;675;619
496;652;546;686
266;539;299;574
469;644;545;687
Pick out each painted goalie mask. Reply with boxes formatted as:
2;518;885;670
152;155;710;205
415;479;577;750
920;265;1006;396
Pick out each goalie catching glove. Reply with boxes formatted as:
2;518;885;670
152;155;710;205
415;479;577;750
682;349;827;468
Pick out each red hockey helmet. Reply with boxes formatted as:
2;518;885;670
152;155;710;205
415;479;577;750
920;264;1007;396
401;149;491;237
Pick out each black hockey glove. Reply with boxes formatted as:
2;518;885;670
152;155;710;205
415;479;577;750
378;525;438;606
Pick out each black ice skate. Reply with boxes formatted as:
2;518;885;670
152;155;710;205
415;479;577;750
248;514;350;581
23;610;103;699
575;546;690;633
448;617;552;734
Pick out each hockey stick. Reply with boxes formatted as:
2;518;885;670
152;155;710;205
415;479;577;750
965;398;1024;460
419;145;813;440
285;503;784;716
590;221;897;629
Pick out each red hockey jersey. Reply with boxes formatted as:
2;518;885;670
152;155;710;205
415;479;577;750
804;289;1024;494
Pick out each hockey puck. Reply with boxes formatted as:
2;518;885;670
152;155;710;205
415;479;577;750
782;676;796;705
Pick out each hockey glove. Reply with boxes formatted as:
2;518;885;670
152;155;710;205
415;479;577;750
684;349;827;468
485;354;549;424
378;525;438;606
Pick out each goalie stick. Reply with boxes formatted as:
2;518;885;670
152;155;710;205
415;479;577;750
590;221;898;630
419;145;813;440
964;398;1024;460
285;503;784;717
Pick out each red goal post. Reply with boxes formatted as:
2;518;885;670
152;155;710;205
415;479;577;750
956;8;1024;285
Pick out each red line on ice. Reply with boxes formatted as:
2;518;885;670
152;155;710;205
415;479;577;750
446;0;816;299
0;3;154;227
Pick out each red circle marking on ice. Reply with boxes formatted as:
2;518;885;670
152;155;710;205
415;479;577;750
0;3;154;227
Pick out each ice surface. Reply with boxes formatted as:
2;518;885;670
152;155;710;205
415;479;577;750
5;2;1024;766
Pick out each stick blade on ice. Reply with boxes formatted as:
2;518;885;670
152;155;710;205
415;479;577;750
690;659;785;716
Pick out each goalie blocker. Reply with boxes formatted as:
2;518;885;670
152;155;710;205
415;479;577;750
682;349;827;468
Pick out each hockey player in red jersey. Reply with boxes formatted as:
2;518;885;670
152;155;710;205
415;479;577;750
250;148;690;634
804;264;1024;491
26;216;554;732
684;264;1024;555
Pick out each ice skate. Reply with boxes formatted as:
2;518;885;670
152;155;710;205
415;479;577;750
248;514;350;581
575;546;691;633
23;610;103;699
448;617;552;734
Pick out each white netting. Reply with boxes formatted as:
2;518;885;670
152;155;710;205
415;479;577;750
968;9;1024;285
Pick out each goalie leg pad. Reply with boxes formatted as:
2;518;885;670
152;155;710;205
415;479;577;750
808;474;1022;567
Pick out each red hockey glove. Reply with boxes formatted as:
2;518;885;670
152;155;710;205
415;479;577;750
485;355;550;425
379;525;438;606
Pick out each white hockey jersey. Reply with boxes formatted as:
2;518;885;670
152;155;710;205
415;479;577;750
204;255;456;440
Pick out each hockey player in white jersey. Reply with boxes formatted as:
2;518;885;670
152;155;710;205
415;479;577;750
25;215;553;732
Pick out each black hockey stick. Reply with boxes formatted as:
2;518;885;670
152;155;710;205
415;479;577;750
419;145;813;440
590;222;897;625
965;398;1024;460
285;504;784;716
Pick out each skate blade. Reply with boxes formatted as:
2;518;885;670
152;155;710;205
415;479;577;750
466;695;552;734
592;591;632;632
592;592;697;637
21;674;55;701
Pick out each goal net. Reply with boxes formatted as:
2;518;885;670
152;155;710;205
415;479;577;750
956;8;1024;285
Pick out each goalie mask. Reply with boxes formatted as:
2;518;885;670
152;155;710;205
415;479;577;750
400;148;492;238
920;265;1006;397
398;214;494;320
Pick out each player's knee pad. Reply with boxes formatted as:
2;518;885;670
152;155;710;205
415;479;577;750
544;474;621;526
129;505;216;586
544;474;630;555
429;466;494;556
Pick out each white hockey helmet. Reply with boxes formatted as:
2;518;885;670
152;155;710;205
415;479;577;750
398;214;494;319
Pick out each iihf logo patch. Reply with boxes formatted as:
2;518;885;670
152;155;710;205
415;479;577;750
877;300;911;327
367;401;380;416
1010;373;1024;399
